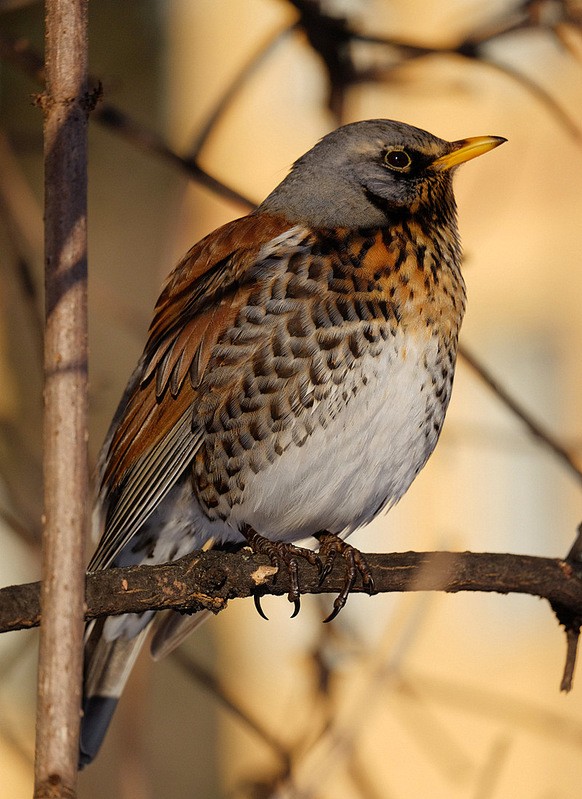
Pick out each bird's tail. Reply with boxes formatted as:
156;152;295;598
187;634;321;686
79;617;150;768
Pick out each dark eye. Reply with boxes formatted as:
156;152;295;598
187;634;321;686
384;149;412;170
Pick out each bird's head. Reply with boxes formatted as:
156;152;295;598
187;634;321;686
259;119;506;229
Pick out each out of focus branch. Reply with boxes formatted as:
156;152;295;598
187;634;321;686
459;345;582;485
187;20;299;160
0;32;257;210
94;104;256;208
0;133;44;337
290;0;582;138
172;648;292;769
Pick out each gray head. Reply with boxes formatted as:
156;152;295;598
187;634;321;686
259;119;505;229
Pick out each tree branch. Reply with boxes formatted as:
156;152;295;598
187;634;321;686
35;1;88;796
2;548;582;636
459;344;582;486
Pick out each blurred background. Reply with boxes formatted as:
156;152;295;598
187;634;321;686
1;0;582;797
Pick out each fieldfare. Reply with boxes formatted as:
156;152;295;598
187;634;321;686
80;119;505;765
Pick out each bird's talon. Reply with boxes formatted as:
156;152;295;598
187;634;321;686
323;597;345;624
242;527;318;618
355;556;375;595
319;553;336;583
315;531;373;620
290;597;301;619
254;593;269;621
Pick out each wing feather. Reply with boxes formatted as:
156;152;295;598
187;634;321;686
90;212;298;570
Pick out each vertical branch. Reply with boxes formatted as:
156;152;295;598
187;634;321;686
34;1;88;797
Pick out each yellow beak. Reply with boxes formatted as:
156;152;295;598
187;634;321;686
432;135;507;171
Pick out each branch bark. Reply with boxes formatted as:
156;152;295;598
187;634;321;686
2;549;582;634
35;1;88;797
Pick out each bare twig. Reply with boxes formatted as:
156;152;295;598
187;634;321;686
187;20;299;160
93;103;257;209
0;32;257;210
468;55;582;142
405;666;582;746
34;1;89;796
552;526;582;691
560;626;580;691
172;649;291;769
0;131;45;362
0;419;43;541
299;0;582;140
474;736;512;799
347;753;396;799
286;0;357;118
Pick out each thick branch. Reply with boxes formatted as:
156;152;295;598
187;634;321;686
36;1;88;797
3;549;582;635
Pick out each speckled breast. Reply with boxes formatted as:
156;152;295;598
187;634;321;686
192;224;466;540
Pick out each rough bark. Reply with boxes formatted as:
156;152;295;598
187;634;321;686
2;549;581;634
34;1;89;797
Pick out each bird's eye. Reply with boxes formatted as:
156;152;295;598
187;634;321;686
384;149;412;171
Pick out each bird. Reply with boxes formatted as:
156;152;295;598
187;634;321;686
79;118;505;766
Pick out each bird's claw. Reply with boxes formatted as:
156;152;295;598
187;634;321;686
316;532;375;622
242;527;319;619
254;592;269;621
243;527;373;621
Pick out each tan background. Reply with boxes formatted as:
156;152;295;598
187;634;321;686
1;1;581;797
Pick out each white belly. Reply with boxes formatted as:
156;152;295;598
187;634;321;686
231;331;445;540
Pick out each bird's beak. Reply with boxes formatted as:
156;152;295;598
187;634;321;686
432;135;507;171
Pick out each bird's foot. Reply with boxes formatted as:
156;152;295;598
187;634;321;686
315;531;375;622
242;526;321;619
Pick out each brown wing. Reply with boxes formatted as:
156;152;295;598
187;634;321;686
90;212;298;569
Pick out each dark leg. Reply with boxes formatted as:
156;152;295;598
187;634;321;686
241;526;321;619
315;531;375;622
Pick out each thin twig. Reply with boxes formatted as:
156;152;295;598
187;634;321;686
471;55;582;141
0;131;44;361
311;3;582;141
0;419;43;541
405;666;582;746
271;598;428;799
0;32;257;211
560;626;580;691
172;648;291;769
187;20;299;160
459;344;582;485
94;103;257;209
472;736;512;799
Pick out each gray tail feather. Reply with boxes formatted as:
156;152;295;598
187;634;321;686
150;609;211;661
79;618;149;768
